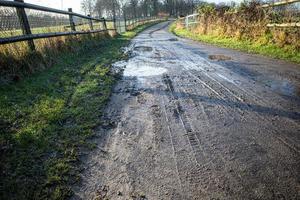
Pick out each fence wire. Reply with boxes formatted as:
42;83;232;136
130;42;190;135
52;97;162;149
269;2;300;23
0;7;22;38
0;2;108;43
184;1;300;29
0;1;162;47
25;9;70;34
92;20;105;30
73;16;90;31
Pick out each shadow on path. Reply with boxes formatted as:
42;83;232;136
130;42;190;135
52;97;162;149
144;88;300;120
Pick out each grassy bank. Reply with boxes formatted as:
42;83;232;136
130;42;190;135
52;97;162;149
0;22;114;84
170;22;300;64
0;21;160;200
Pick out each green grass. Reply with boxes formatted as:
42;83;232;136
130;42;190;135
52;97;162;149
0;21;161;200
170;22;300;64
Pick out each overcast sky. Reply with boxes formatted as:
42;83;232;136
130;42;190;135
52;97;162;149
23;0;83;13
23;0;243;14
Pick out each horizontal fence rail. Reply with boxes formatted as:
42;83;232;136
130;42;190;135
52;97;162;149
0;29;113;45
0;0;112;49
261;0;300;8
267;22;300;27
0;0;163;49
0;0;106;22
263;0;300;28
184;13;199;29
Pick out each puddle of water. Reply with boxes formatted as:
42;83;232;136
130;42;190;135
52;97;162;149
267;79;299;97
134;46;153;52
111;60;127;75
113;60;127;68
259;77;299;97
209;55;232;61
124;63;167;77
217;74;235;84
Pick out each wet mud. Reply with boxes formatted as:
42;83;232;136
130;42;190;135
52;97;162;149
209;54;232;61
72;21;300;200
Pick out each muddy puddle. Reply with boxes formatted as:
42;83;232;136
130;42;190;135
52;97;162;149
263;79;300;97
124;63;167;77
113;45;168;78
209;54;232;61
134;46;153;52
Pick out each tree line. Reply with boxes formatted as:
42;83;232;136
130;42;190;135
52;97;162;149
81;0;204;19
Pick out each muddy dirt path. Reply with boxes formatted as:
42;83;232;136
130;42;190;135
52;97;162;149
72;21;300;200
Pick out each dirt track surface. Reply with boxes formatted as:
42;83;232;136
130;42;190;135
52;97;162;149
73;21;300;200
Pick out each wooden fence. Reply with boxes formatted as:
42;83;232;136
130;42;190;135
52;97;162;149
261;0;300;8
263;0;300;27
0;0;160;50
183;0;300;29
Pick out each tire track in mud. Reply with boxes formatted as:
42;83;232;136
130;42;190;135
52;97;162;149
161;74;248;198
158;96;186;199
171;42;300;121
162;74;209;166
162;44;300;155
159;87;209;198
174;42;300;117
167;73;297;199
158;43;299;198
147;23;299;198
163;74;255;198
154;27;299;197
180;54;300;164
194;71;300;154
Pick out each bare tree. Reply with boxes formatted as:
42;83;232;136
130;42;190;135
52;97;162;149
88;0;204;20
130;0;138;18
94;0;105;17
93;0;121;18
81;0;95;15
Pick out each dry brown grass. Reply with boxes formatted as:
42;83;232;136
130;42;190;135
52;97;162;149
0;32;112;84
191;2;300;51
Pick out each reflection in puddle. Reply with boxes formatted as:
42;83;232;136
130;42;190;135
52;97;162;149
265;79;299;97
209;54;232;61
124;63;167;77
134;46;153;52
217;74;235;84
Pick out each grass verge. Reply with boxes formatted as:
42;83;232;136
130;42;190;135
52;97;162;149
170;22;300;64
0;21;161;200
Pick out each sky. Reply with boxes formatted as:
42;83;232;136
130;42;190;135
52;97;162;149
22;0;243;15
23;0;83;14
207;0;242;3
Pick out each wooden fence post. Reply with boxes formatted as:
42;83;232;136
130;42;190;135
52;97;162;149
14;0;35;51
68;8;76;31
102;18;107;31
113;17;117;31
124;12;127;31
87;14;94;30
